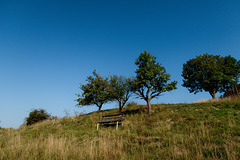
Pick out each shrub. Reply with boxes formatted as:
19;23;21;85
126;101;138;107
25;109;51;126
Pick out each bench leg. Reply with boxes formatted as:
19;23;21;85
97;123;99;130
116;121;118;130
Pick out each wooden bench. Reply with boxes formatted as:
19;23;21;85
97;114;125;130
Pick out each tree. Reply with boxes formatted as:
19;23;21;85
109;75;134;113
182;53;240;99
76;70;110;111
133;50;177;114
25;109;51;126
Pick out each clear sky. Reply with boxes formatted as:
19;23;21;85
1;0;240;128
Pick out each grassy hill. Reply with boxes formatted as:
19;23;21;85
1;101;240;160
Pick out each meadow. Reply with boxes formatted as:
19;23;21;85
1;99;240;159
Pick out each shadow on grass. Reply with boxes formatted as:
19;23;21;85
122;105;146;116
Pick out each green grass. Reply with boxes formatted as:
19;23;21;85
1;101;240;159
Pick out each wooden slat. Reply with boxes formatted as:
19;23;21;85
102;114;125;117
99;119;123;124
102;116;124;120
101;118;124;122
98;114;125;124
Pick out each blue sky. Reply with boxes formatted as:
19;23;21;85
0;0;240;128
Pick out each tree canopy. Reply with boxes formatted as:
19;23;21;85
133;50;177;114
109;75;134;113
182;53;240;99
76;70;110;111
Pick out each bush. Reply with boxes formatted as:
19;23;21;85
25;109;51;126
126;101;138;107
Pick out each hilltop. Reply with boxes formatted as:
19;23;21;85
1;101;240;159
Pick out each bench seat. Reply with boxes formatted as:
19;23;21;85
97;114;125;130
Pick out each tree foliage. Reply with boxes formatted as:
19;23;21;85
133;50;177;114
76;70;110;111
25;109;51;126
109;75;134;113
182;53;240;99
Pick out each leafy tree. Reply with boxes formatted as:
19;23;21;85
76;70;110;111
133;50;177;114
182;53;240;99
25;109;51;126
109;75;134;113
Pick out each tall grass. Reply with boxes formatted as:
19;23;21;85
1;101;240;159
195;95;240;103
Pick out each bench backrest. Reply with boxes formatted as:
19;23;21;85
102;114;125;121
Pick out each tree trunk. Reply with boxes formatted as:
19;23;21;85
118;101;122;113
119;106;122;113
210;90;216;99
147;99;151;114
212;94;216;99
98;105;102;112
235;85;240;97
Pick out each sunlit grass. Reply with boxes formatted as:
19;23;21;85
1;101;240;159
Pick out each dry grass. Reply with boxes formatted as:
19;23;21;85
1;102;240;159
194;96;240;104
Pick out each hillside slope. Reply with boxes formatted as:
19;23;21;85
1;102;240;159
